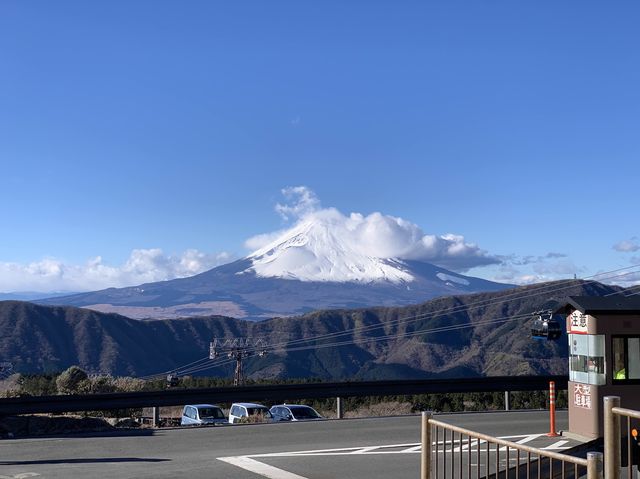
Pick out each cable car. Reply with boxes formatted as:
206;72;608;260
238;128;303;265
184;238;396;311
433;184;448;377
531;311;562;340
166;374;180;388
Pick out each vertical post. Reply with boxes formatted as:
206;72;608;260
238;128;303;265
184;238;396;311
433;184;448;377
547;381;559;437
587;452;604;479
152;406;160;428
505;391;510;411
421;411;433;479
604;396;621;479
336;397;343;419
233;350;244;386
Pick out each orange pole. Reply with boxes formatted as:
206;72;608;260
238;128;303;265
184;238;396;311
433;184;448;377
547;380;559;437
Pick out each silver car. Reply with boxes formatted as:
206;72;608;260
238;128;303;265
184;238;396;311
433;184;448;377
181;404;227;426
270;404;323;422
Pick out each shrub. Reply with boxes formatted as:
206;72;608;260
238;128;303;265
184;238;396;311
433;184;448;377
56;366;89;395
112;376;145;392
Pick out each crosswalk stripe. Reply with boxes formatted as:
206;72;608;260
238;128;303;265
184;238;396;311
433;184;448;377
218;456;309;479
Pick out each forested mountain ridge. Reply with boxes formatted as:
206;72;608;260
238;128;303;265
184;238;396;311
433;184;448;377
0;280;617;379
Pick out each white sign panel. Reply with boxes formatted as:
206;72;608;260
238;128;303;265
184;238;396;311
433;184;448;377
568;311;589;334
574;383;592;409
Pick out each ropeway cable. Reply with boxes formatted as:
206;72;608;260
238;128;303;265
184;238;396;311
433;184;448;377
138;264;640;379
156;312;535;377
211;265;640;359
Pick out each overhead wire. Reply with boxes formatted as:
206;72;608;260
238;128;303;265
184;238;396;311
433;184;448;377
219;265;640;357
606;282;640;297
146;270;640;379
138;264;640;380
143;266;640;379
154;312;534;378
180;275;639;376
140;355;232;381
138;355;212;380
248;272;640;362
268;313;533;355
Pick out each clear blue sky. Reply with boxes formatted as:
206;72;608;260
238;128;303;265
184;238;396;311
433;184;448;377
1;1;639;292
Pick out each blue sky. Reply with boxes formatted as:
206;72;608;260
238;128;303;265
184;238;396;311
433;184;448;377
1;1;639;292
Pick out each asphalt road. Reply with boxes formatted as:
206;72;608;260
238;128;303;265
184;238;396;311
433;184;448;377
0;410;574;479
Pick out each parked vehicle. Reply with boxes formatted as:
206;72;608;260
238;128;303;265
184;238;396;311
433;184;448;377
228;402;273;424
270;404;324;422
181;404;227;426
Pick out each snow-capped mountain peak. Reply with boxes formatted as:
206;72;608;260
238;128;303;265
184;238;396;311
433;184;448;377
245;218;415;284
40;216;513;320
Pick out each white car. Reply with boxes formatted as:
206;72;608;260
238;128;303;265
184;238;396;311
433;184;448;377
181;404;227;426
228;402;273;424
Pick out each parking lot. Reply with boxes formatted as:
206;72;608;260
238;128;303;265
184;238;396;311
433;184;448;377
0;410;577;479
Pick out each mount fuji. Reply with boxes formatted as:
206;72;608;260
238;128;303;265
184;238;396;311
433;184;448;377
40;219;513;320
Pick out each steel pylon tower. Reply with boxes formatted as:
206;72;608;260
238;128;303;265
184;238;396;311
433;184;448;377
209;338;267;386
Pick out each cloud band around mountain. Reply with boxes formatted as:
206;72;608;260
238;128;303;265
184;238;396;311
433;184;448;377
4;186;600;293
246;186;500;273
0;249;231;293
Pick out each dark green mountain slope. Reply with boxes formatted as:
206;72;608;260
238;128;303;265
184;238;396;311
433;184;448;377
0;280;618;379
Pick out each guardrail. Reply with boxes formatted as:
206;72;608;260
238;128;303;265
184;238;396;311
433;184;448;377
421;412;602;479
604;396;640;479
0;375;568;416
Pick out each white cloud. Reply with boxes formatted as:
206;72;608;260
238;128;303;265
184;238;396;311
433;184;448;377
610;269;640;286
613;238;640;253
0;249;231;293
487;253;581;285
406;232;498;271
244;231;288;251
246;187;500;273
275;186;321;221
531;259;578;276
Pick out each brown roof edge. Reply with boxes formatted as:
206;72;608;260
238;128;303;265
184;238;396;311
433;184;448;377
554;295;640;315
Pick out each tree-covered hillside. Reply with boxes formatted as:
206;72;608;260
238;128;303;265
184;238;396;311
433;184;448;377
0;280;617;379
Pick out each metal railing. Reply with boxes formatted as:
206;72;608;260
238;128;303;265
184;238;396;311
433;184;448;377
604;396;640;479
421;412;603;479
0;375;568;416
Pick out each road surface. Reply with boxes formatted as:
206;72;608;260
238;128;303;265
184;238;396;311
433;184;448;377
0;410;577;479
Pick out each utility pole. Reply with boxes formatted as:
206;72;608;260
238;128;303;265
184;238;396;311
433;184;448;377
209;338;267;386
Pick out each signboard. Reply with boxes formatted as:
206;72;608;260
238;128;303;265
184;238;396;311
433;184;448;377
574;383;592;409
568;310;589;334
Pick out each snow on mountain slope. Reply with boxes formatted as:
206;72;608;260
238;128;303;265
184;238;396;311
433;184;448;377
39;216;514;320
245;218;414;283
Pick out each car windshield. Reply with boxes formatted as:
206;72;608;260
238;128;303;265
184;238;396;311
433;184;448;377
199;408;225;419
247;407;272;418
290;407;321;419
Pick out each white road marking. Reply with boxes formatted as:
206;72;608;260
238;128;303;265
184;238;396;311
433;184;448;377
543;440;569;450
217;434;574;477
245;434;571;459
249;443;419;457
0;474;41;479
218;456;309;479
401;445;423;453
515;434;544;444
350;446;382;454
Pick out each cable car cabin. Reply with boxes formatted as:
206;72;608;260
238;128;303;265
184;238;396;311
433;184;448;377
531;313;562;340
166;374;180;388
